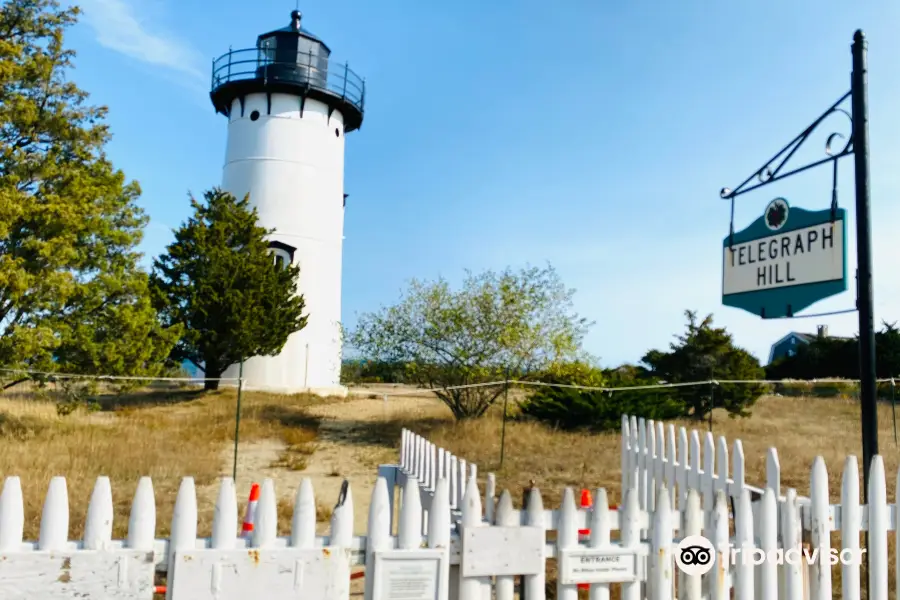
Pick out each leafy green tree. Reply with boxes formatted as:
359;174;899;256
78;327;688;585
349;265;592;419
641;310;766;420
0;0;179;389
151;188;308;390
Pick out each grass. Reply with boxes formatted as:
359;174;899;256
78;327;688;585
0;382;342;541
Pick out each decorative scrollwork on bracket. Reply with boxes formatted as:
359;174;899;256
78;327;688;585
720;90;853;200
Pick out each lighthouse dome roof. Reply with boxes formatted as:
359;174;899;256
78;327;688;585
256;10;331;53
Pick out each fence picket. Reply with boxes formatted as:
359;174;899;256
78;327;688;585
782;489;804;600
211;477;237;549
733;489;754;600
364;476;391;600
677;427;688;509
679;489;701;600
621;416;631;491
460;476;489;600
665;425;676;508
868;456;889;600
429;477;451;600
126;476;155;551
291;477;316;548
647;420;657;512
650;486;673;600
620;486;641;600
523;486;546;600
758;488;778;600
83;476;113;550
710;491;730;600
557;487;579;600
485;473;496;523
494;491;516;600
715;437;728;500
167;477;197;600
0;477;24;552
588;488;611;600
688;430;701;492
809;457;830;600
39;476;68;551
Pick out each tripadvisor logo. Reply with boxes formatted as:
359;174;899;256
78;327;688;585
675;535;865;576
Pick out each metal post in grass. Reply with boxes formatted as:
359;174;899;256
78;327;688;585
891;378;897;445
499;367;510;469
232;359;244;481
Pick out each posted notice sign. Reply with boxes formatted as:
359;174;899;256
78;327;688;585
721;198;847;319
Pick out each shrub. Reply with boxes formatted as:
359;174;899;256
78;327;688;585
520;363;685;432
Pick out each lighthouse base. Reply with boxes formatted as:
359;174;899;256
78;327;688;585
218;380;349;398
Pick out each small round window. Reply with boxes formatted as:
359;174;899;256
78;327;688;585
250;110;260;121
334;128;340;137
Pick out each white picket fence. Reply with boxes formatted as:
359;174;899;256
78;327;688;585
390;429;496;529
620;413;899;600
0;468;658;600
2;420;900;599
621;414;784;514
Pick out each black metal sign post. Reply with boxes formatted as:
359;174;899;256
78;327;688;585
850;31;878;502
720;30;877;496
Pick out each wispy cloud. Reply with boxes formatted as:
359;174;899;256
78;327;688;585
76;0;207;92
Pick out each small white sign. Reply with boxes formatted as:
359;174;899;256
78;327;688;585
373;549;447;600
558;547;641;585
462;526;544;578
722;219;844;296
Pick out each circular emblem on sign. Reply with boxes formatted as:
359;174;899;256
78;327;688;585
764;198;789;231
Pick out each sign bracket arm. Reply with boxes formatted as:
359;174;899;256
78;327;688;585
719;90;853;202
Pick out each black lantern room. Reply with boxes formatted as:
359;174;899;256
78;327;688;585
210;10;365;132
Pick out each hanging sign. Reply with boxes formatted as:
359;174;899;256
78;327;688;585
721;198;847;318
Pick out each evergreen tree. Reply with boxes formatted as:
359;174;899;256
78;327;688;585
151;188;308;390
641;310;766;419
520;360;685;432
0;0;180;387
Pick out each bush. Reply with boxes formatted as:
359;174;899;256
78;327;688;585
520;387;684;432
774;379;857;398
520;363;685;432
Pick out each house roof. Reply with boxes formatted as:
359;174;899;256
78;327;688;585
767;330;853;364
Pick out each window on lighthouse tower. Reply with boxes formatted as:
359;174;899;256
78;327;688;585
270;249;291;269
267;240;296;270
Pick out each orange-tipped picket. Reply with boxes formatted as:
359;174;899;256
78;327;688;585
577;488;593;591
241;482;260;537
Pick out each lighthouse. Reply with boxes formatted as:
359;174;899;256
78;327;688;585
210;10;364;396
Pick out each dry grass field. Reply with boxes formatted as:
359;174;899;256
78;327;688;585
0;382;897;596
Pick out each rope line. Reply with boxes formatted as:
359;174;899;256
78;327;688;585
0;368;239;383
0;367;895;396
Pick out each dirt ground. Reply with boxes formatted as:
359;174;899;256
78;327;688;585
218;387;451;534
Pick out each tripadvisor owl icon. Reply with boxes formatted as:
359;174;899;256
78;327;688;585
675;535;716;576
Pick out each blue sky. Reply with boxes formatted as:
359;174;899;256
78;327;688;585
65;0;900;368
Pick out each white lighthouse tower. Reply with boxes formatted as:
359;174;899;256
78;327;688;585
211;10;364;396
